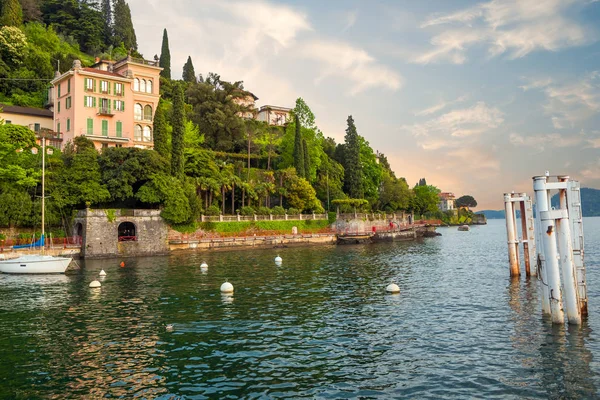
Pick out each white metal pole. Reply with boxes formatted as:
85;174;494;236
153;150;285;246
534;176;564;324
534;197;550;314
504;194;519;277
557;177;581;325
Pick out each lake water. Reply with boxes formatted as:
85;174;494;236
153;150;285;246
1;218;600;399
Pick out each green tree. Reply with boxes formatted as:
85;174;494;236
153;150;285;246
293;114;305;178
343;115;363;199
182;55;196;83
159;28;170;79
101;0;112;44
377;171;411;212
456;195;477;208
0;0;23;26
20;0;41;23
170;83;185;179
302;138;310;181
113;0;137;51
153;99;169;160
411;184;440;217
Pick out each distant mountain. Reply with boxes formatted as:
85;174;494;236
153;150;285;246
477;187;600;219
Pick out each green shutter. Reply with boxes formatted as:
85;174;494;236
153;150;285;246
58;101;60;112
84;96;87;107
122;101;125;111
68;79;71;93
67;119;70;132
116;121;122;137
102;120;108;136
57;122;60;134
93;97;96;107
87;118;93;135
113;82;116;95
107;82;111;94
93;79;96;92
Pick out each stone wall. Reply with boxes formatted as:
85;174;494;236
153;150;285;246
74;209;168;258
333;212;411;233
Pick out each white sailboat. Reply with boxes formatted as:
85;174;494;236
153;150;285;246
0;136;72;274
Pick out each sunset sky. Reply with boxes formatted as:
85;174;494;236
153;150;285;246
130;0;600;209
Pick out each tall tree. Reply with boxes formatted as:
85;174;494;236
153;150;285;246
343;115;363;199
159;28;171;79
153;99;169;160
302;138;310;181
0;0;23;26
182;55;196;83
113;0;137;51
101;0;112;44
170;83;185;179
293;115;305;178
20;0;40;23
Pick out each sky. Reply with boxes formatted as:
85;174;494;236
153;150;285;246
129;0;600;209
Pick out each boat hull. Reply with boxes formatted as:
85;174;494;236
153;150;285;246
0;255;72;274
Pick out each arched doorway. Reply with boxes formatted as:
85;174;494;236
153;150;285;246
118;222;137;241
73;222;83;244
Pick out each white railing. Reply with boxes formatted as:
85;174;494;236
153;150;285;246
200;213;328;222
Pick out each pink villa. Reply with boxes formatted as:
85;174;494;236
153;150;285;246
49;56;162;150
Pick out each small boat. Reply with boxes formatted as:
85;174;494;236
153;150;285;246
458;225;470;231
0;136;72;274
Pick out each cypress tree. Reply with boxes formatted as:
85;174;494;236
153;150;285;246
302;138;310;180
159;28;171;79
182;56;196;83
113;0;137;50
170;83;185;179
101;0;112;44
0;0;23;26
153;99;169;160
343;115;363;199
293;115;305;178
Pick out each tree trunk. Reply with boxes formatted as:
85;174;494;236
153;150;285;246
222;187;225;214
231;183;235;214
242;188;245;208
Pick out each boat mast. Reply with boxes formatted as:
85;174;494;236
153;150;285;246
41;136;45;254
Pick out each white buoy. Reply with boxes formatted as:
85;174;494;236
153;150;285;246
386;283;400;294
275;256;282;264
89;280;102;288
220;281;234;294
166;324;173;331
200;261;208;268
99;269;107;276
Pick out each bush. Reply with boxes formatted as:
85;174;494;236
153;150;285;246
287;207;300;215
204;205;220;216
0;233;6;240
271;206;286;215
239;206;255;216
256;206;271;215
328;212;337;224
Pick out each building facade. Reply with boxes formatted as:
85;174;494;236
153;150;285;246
50;56;162;150
256;105;291;126
438;192;456;212
0;104;64;148
233;90;258;119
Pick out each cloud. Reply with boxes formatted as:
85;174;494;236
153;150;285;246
509;132;583;151
414;95;469;116
342;9;358;32
414;0;594;64
300;40;402;95
405;101;504;149
521;72;600;129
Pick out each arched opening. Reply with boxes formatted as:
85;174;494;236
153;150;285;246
146;80;152;93
134;78;140;91
118;222;137;241
140;79;146;93
143;104;152;121
134;124;142;141
134;103;142;120
143;126;152;142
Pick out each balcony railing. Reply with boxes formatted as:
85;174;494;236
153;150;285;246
97;107;114;116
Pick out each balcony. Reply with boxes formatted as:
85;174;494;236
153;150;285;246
97;107;114;116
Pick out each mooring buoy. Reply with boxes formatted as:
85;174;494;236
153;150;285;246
89;280;101;288
220;281;234;294
275;255;282;264
386;283;400;294
99;269;107;276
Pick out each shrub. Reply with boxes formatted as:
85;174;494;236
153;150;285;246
287;207;300;215
328;212;337;224
256;206;271;215
271;206;286;215
239;206;255;216
204;205;220;216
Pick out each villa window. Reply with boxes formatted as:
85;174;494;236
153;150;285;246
66;118;70;132
146;80;152;93
65;96;72;109
114;82;123;96
100;80;109;93
116;121;122;137
85;78;94;91
134;103;142;121
57;84;61;98
84;96;95;108
114;100;124;111
67;79;71;93
134;78;140;91
87;118;93;135
140;79;146;93
143;105;152;121
102;120;108;136
134;124;142;141
143;126;152;142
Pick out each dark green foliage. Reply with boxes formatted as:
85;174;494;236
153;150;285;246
171;83;185;178
159;28;170;79
411;184;440;216
101;0;112;44
417;178;427;186
112;0;137;51
20;0;41;23
293;114;305;178
182;55;196;83
302;138;310;180
152;99;169;160
1;0;23;26
455;195;477;208
342;115;363;199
